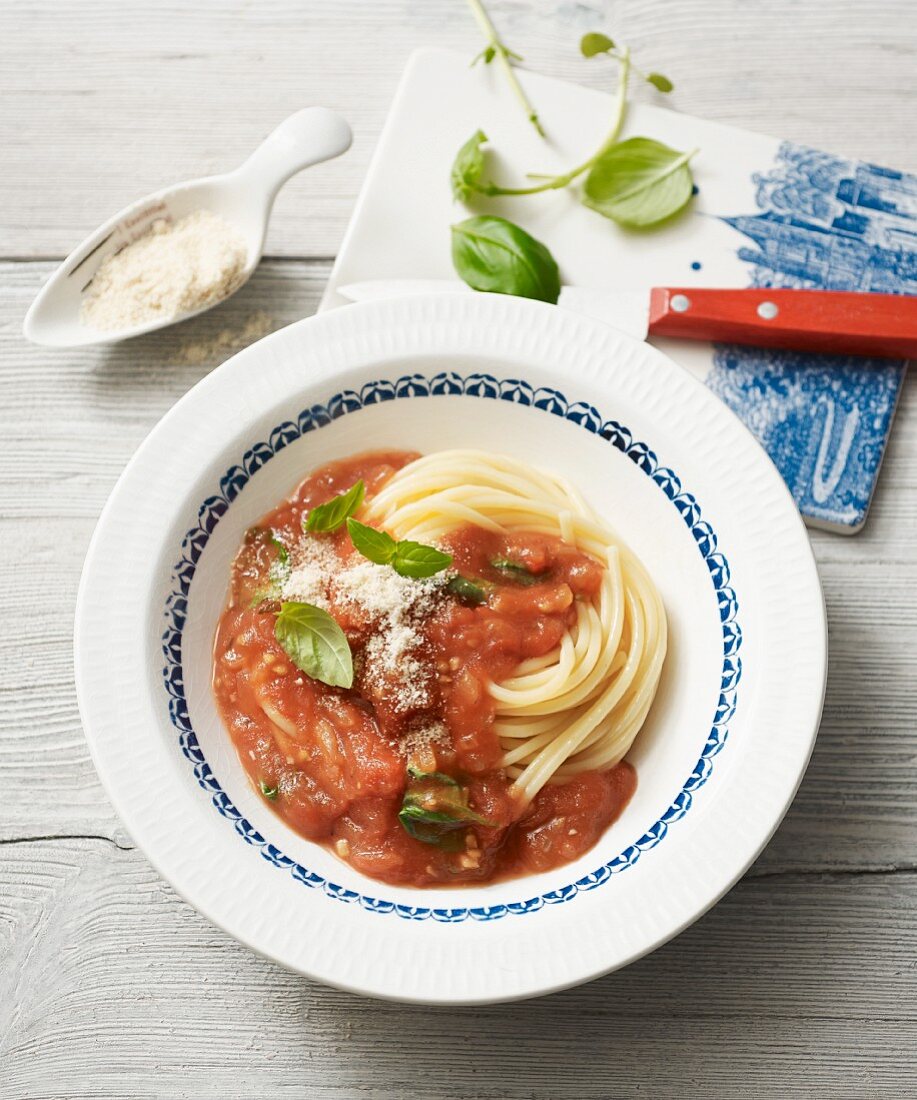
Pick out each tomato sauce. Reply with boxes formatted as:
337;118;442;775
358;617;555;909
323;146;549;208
212;450;636;887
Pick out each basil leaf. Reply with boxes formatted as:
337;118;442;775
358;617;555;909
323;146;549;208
583;137;696;228
491;557;544;585
646;71;673;93
398;773;494;847
391;541;453;579
580;31;614;57
446;575;489;605
304;480;365;533
451;215;561;304
274;601;354;689
451;129;488;202
400;805;468;844
259;779;279;801
347;517;397;565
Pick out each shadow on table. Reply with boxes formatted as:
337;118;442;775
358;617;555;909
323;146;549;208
317;840;911;1096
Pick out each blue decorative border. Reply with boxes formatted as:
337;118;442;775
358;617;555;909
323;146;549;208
162;372;742;922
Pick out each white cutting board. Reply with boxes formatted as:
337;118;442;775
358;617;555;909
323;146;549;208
322;48;912;531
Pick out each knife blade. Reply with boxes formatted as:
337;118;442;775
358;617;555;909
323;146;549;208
338;280;650;340
336;280;917;360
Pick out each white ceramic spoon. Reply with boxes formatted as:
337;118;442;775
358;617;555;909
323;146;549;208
23;108;352;348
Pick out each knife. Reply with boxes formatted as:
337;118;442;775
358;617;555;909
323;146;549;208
337;280;917;361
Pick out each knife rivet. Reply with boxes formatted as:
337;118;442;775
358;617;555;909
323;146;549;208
671;294;691;313
757;300;779;320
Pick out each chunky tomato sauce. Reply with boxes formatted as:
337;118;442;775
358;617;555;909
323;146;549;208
213;451;635;887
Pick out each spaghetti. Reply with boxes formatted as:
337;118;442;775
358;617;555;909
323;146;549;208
363;450;667;804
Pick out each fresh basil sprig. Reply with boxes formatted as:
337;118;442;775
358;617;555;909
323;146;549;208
450;29;694;231
451;215;560;304
347;518;453;579
466;0;544;136
579;31;674;93
274;601;354;689
304;480;365;533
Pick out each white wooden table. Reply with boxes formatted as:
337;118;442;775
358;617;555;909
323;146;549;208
2;2;915;1096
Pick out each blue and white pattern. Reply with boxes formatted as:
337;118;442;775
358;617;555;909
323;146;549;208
162;373;742;922
710;143;913;528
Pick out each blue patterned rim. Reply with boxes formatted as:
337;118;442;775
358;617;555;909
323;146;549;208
162;372;742;922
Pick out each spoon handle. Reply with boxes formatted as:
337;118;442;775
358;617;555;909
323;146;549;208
234;108;352;202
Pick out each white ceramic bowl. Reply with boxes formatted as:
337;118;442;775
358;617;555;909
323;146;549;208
74;293;826;1004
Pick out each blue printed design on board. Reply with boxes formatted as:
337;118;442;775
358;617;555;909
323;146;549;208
708;348;905;526
711;143;912;528
162;375;741;923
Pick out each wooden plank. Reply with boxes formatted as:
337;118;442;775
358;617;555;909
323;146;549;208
3;2;917;1093
0;260;328;842
2;0;915;259
1;839;915;1098
2;262;916;874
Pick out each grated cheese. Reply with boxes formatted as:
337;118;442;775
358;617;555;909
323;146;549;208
280;536;447;721
81;210;247;331
334;558;442;619
169;310;276;366
282;538;337;609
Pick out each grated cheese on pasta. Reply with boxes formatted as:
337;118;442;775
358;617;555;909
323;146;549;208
281;537;447;720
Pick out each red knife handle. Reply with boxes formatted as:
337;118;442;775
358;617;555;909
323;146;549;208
648;287;917;360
